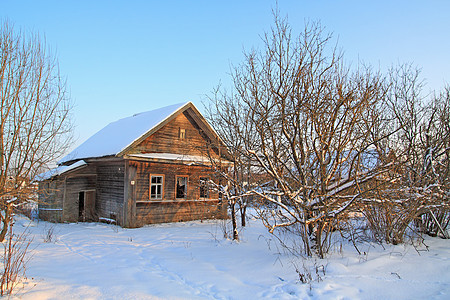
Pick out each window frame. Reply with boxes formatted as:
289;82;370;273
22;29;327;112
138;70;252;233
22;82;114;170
175;175;188;199
199;176;210;199
179;128;186;139
149;174;164;200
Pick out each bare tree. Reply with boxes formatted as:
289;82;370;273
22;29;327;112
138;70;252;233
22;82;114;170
411;84;449;238
362;65;450;244
420;86;450;237
0;21;73;241
205;87;258;240
360;64;426;244
206;13;396;257
0;222;32;296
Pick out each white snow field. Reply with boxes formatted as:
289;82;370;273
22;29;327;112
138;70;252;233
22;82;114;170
8;214;450;299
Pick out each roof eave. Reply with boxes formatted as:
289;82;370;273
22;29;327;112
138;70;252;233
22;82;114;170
124;153;234;167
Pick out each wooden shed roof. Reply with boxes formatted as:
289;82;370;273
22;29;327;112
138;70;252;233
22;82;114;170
35;160;87;181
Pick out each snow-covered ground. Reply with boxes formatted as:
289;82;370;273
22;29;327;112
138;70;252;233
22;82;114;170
8;214;450;299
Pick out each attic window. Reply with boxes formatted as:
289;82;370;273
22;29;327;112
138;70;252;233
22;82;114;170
179;128;186;139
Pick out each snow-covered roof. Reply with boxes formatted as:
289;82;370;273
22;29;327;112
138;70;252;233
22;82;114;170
35;160;87;181
59;102;191;164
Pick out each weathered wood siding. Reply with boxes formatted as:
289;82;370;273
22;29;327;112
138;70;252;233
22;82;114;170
38;161;127;224
135;200;226;226
63;175;96;222
132;161;219;201
95;161;125;224
38;163;97;223
135;109;213;156
127;160;227;226
38;180;64;222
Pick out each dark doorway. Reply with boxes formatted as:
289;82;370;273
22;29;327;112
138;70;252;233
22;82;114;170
78;192;85;221
78;190;96;222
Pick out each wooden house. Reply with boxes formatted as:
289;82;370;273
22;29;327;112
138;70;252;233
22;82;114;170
37;102;231;227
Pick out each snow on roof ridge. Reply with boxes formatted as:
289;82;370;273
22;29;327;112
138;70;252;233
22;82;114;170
107;101;190;127
59;102;191;164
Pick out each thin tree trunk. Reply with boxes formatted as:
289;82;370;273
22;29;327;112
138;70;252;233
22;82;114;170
240;204;246;227
0;204;12;242
230;201;238;240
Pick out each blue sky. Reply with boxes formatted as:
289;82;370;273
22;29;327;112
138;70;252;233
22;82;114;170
1;0;449;150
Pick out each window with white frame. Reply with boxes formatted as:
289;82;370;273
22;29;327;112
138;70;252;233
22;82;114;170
150;175;164;200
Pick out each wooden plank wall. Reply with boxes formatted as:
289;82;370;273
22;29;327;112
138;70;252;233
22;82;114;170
96;161;125;224
136;110;212;156
38;161;127;224
129;160;226;225
38;163;97;223
63;176;96;222
132;161;219;201
38;180;64;222
135;200;227;226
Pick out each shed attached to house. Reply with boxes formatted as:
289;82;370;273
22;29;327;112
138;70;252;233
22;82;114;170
37;102;231;227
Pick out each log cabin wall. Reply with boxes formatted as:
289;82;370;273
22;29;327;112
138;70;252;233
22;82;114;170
38;180;65;222
129;160;227;226
135;200;226;226
135;109;214;157
38;163;97;223
133;161;219;201
95;161;125;224
63;175;96;222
